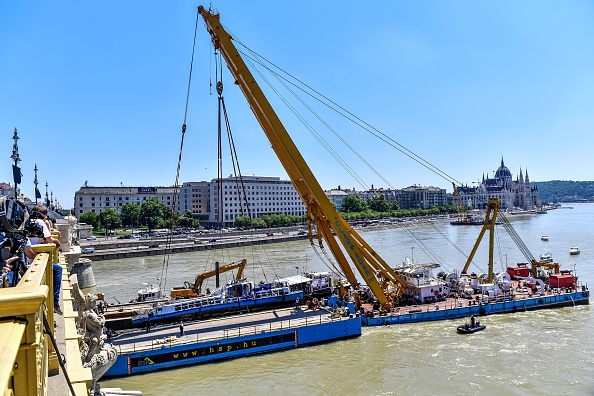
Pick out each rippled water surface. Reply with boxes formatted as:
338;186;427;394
99;203;593;395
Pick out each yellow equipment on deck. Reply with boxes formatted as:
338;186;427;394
170;259;247;299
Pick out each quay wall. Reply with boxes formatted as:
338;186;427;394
84;234;308;261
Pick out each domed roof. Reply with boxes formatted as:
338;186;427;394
494;157;512;179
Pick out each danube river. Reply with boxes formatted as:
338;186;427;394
99;203;593;396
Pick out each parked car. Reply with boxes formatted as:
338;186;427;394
239;235;248;240
87;236;97;241
266;232;274;237
148;243;159;248
82;247;95;254
208;238;217;243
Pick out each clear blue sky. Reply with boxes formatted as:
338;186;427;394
2;1;593;208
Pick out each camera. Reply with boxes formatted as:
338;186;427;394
0;197;44;238
0;196;28;233
0;197;46;288
0;231;28;288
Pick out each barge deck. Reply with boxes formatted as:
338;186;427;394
361;286;589;326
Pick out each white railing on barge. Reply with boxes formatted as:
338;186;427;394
118;309;355;354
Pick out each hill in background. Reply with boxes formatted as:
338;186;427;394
535;180;594;203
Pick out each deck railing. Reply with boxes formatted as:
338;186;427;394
0;241;92;395
119;310;356;354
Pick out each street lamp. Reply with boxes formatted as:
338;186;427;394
295;266;299;275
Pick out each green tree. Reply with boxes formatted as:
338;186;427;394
140;197;164;231
368;195;391;212
79;211;99;229
178;211;200;228
391;200;400;211
120;203;141;228
234;215;252;228
98;208;121;232
251;218;266;229
163;206;178;230
341;195;368;213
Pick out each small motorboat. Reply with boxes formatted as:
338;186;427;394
541;235;549;241
457;316;486;334
569;247;580;255
539;253;553;263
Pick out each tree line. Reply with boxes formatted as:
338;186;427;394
535;180;594;202
338;195;457;221
79;195;457;233
79;197;201;232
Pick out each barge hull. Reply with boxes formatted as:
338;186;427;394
363;289;589;326
104;308;360;377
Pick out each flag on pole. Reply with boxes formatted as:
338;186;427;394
12;165;21;184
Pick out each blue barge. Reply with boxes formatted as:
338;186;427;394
104;307;360;377
130;279;303;326
362;287;590;326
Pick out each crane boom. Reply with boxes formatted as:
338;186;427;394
198;6;407;308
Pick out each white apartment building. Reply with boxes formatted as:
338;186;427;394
210;175;306;226
325;189;350;211
396;185;447;209
74;186;178;217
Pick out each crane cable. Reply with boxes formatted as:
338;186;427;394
241;40;538;265
159;7;200;292
226;28;538;270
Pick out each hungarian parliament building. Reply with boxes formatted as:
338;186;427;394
457;157;542;211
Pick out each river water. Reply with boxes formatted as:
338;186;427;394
99;203;593;396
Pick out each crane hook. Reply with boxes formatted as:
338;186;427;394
216;81;223;96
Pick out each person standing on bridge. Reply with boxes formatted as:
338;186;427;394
179;321;184;337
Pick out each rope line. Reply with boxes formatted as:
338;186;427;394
160;7;200;291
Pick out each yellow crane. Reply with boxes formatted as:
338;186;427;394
198;6;407;309
170;259;247;299
461;197;499;282
461;197;560;283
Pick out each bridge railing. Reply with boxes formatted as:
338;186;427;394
0;242;92;395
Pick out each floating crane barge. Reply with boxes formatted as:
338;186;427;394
195;6;589;326
102;8;589;377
